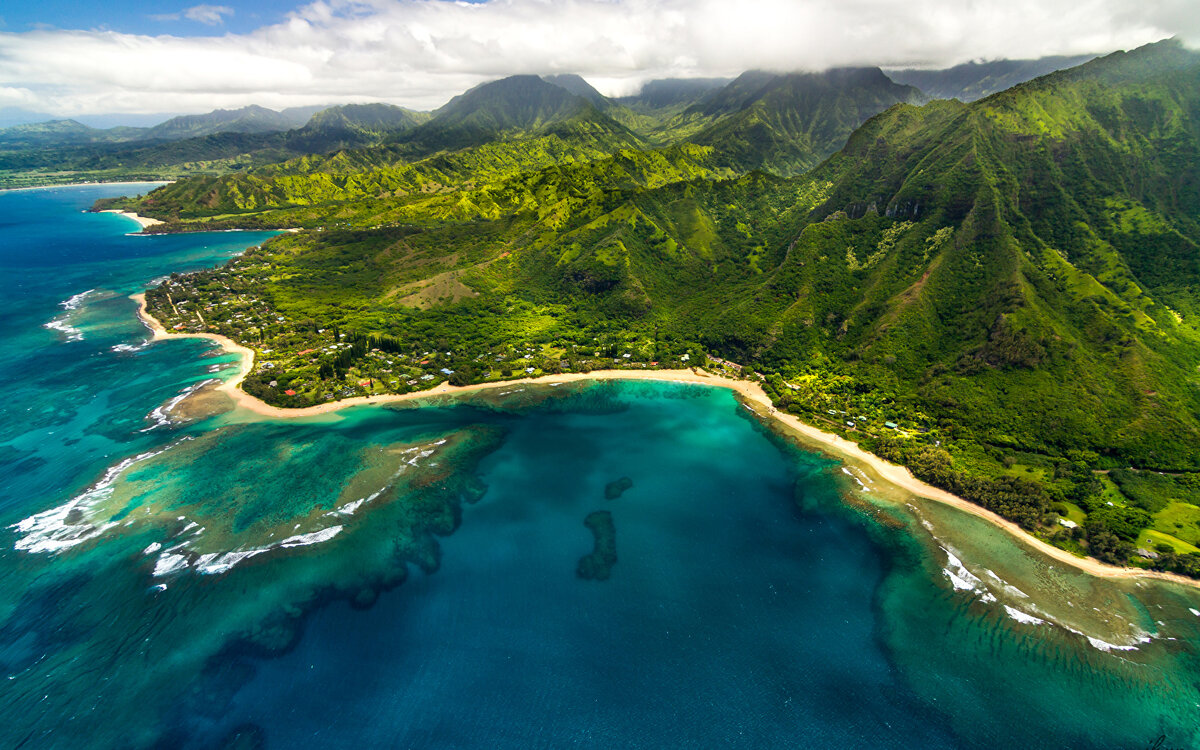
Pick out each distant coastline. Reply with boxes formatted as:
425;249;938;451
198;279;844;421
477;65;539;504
131;292;1200;591
0;180;169;194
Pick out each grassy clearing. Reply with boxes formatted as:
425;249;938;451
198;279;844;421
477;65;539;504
1137;528;1200;555
1152;501;1200;546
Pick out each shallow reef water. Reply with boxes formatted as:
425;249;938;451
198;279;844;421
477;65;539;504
1;186;1199;750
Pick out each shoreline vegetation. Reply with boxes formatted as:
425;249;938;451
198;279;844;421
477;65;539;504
132;292;1200;591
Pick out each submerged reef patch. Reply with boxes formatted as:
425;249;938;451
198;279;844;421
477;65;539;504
604;476;633;500
576;510;617;581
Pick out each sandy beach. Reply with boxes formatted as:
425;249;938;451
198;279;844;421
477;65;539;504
100;209;164;230
132;293;1200;590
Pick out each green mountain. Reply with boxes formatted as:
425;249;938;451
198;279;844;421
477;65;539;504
541;74;609;106
687;67;925;175
142;105;302;140
301;103;427;132
0;130;293;179
0;104;325;150
277;104;331;126
0;103;427;187
394;74;640;153
0;67;917;188
117;75;652;217
886;54;1097;102
596;67;924;164
0;119;146;148
0;105;342;186
433;75;596;130
602;77;733;144
284;103;430;153
721;39;1200;564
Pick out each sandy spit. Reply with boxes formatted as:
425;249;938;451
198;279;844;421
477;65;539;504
100;209;164;230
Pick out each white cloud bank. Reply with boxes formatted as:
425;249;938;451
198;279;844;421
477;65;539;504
0;0;1197;116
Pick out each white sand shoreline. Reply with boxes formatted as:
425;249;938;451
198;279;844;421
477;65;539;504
100;209;164;230
131;292;1200;590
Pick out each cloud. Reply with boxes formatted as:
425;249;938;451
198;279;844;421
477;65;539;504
1;0;1196;117
150;4;234;26
184;5;235;25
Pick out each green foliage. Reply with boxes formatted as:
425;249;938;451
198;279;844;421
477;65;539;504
1085;505;1152;542
1108;469;1188;513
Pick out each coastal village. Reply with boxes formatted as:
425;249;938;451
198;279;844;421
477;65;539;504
145;254;702;404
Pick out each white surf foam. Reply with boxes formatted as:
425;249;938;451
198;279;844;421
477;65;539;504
111;341;152;353
43;317;84;342
153;553;191;577
141;379;219;431
60;289;95;311
278;525;343;548
941;547;984;593
1003;605;1047;626
43;289;96;342
12;441;188;554
841;466;869;492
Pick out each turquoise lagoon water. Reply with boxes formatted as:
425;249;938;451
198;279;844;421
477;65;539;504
1;185;1199;750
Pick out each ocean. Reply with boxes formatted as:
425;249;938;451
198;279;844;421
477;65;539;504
1;185;1198;749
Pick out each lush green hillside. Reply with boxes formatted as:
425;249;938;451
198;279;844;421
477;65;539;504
607;77;733;144
128;40;1200;577
743;40;1200;569
100;75;669;220
394;75;643;155
104;68;923;216
119;128;686;223
643;66;921;172
688;67;924;175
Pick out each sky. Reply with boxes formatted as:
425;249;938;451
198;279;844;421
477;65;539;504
0;0;1197;120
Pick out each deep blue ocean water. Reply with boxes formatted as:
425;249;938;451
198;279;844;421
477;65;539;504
1;185;1199;750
